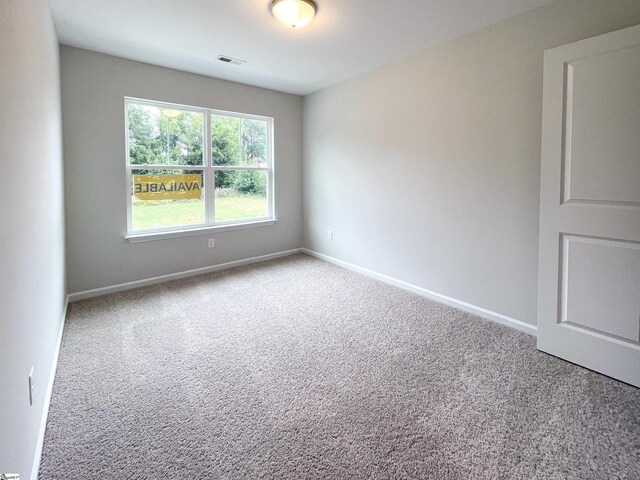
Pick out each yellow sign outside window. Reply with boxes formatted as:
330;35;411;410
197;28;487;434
133;174;203;201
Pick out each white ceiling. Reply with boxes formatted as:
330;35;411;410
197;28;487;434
51;0;552;96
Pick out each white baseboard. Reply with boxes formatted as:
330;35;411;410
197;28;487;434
302;249;537;336
31;294;69;480
68;248;304;302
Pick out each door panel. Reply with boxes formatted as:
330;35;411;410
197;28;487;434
561;235;640;342
564;46;640;206
538;25;640;387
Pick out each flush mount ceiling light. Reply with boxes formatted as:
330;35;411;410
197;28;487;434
271;0;317;29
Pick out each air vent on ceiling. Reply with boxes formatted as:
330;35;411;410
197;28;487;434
217;55;246;66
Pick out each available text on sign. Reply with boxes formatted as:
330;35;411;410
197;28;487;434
133;174;202;201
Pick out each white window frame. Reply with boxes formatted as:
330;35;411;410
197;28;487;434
124;97;276;243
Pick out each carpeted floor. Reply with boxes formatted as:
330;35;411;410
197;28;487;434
39;253;639;479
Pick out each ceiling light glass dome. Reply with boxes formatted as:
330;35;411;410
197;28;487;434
271;0;317;29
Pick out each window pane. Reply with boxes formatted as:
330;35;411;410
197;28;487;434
211;115;268;167
127;102;203;166
215;170;268;222
131;169;204;231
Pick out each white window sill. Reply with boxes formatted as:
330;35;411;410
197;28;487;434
125;219;277;243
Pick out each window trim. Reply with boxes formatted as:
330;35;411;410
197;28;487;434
124;97;276;241
125;219;278;243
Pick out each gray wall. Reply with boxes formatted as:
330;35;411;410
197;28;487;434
61;47;303;293
303;0;640;327
0;1;66;477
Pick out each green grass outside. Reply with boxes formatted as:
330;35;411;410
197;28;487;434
132;195;267;230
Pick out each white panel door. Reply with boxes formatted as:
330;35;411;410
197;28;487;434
538;25;640;387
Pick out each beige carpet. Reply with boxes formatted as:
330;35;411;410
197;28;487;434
39;253;639;479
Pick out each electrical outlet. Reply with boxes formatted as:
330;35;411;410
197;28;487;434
208;238;215;248
328;230;333;241
28;367;34;406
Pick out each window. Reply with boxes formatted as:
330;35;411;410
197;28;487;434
125;98;274;239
